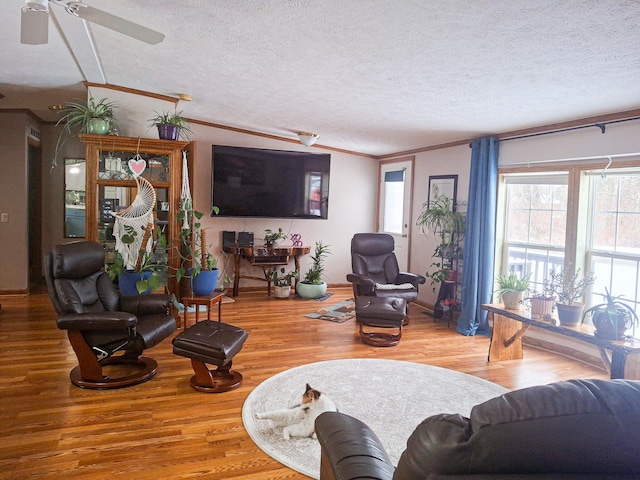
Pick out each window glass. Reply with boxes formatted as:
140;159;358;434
503;175;568;293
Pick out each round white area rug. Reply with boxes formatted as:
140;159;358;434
242;358;509;478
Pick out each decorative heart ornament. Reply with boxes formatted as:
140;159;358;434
128;157;146;177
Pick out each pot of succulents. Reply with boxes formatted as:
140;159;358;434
267;267;298;299
148;110;193;141
547;266;596;326
296;241;331;299
264;228;287;248
176;206;220;297
581;288;639;340
107;225;167;295
494;272;531;310
416;195;466;294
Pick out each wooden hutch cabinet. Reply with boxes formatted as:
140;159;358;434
80;134;190;297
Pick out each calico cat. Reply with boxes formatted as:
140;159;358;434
256;384;338;439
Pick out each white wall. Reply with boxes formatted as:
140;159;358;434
407;144;472;307
189;123;378;289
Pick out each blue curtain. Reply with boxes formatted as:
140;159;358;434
456;137;499;336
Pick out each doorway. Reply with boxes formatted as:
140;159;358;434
28;142;43;285
378;157;414;271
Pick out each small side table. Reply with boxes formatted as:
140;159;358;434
181;292;225;329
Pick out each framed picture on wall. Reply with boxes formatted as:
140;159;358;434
427;175;458;209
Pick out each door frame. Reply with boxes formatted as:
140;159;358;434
377;156;415;271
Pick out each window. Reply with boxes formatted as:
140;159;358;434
502;173;568;292
499;166;640;318
587;170;640;317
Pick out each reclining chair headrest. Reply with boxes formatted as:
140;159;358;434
352;233;394;256
51;241;105;279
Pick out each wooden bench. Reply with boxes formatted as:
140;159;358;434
482;304;640;379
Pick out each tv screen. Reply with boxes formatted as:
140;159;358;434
212;145;330;219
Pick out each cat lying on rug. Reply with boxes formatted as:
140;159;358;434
256;384;338;440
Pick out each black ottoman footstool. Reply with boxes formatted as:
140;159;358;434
172;320;248;393
355;296;406;347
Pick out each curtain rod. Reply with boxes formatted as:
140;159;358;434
504;151;640;167
500;115;640;142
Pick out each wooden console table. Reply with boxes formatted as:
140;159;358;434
482;304;640;379
223;246;311;296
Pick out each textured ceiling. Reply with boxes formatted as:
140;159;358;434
1;0;640;156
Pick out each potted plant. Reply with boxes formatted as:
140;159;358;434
107;225;167;294
582;288;639;340
494;272;531;309
53;97;119;169
547;266;596;326
57;96;119;135
264;228;287;248
148;110;193;140
176;206;220;296
416;195;466;293
296;241;331;299
266;267;298;299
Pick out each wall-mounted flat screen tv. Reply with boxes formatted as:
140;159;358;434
211;145;330;219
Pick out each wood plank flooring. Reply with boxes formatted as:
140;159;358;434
0;287;608;479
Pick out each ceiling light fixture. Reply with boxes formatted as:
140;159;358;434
297;132;319;147
178;93;192;102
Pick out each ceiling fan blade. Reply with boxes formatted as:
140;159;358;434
68;3;165;45
20;5;49;44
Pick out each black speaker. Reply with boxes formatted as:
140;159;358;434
238;231;254;246
223;231;236;248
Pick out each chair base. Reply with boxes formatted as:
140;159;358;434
189;359;243;393
69;355;158;389
359;323;402;347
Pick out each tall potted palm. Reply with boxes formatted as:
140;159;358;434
296;241;331;299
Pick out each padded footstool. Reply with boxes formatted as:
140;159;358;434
355;296;406;347
172;320;248;393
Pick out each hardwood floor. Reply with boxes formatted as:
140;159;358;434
0;287;608;479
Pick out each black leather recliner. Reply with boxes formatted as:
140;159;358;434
315;379;640;479
44;241;176;389
346;233;426;304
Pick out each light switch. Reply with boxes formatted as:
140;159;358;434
1;213;8;223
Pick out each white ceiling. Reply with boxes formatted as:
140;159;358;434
1;0;640;156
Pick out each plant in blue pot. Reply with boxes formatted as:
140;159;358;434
176;206;221;297
108;225;167;295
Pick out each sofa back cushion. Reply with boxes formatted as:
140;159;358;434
394;379;640;479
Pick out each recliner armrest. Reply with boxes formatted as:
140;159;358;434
315;412;394;480
120;294;174;316
397;272;426;285
56;311;137;331
346;273;375;285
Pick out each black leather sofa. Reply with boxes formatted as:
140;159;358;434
315;379;640;479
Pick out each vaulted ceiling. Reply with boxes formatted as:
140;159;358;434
1;0;639;156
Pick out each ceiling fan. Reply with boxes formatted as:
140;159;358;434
20;0;165;45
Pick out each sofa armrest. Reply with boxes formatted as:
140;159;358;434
120;294;174;316
56;311;137;331
315;412;394;480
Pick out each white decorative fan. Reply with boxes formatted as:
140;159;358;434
112;176;157;270
20;0;165;45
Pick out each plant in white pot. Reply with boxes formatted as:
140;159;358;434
267;267;298;299
296;241;331;299
494;272;531;309
547;266;596;326
148;110;193;141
